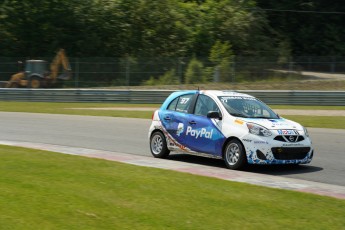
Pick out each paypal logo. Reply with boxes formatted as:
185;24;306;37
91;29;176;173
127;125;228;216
186;126;213;139
176;123;184;136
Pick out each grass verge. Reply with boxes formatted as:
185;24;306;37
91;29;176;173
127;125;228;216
0;101;157;119
0;145;344;229
270;105;345;110
282;115;345;129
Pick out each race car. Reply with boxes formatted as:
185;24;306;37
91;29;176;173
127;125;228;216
148;90;314;169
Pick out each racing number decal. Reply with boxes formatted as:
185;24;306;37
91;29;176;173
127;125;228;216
180;97;190;104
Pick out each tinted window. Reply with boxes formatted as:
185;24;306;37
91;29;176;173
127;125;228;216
218;96;278;119
175;94;193;113
195;95;220;116
167;97;178;111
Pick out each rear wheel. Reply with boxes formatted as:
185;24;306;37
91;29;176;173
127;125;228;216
150;131;170;158
223;139;246;170
29;76;42;88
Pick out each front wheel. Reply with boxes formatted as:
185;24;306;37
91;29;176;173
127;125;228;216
150;131;170;158
223;139;246;170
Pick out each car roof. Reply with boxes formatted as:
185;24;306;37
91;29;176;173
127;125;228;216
161;90;256;109
200;90;255;98
160;90;198;109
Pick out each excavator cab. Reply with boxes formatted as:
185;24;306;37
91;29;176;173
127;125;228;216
25;60;49;75
24;60;49;88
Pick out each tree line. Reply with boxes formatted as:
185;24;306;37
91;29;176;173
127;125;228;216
1;0;343;59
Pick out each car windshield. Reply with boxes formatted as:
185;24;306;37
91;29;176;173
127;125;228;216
218;96;279;119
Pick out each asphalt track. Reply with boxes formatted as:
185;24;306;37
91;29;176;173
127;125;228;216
0;112;344;195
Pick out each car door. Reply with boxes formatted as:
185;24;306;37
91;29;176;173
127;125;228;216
182;94;225;156
159;93;196;147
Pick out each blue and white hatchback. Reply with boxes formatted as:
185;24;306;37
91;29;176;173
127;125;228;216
149;90;314;169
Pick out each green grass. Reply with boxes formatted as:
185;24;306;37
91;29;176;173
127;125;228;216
0;101;344;129
0;145;344;230
271;105;345;110
282;115;345;129
0;101;157;119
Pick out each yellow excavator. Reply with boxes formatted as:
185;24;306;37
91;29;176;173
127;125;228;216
6;49;72;88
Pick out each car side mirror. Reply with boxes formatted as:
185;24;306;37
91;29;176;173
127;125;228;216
207;111;222;120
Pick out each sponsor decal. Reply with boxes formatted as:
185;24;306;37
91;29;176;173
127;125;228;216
242;139;252;142
234;119;244;125
254;141;269;144
220;96;256;103
176;123;184;136
271;123;288;127
161;127;188;151
174;142;187;150
282;143;304;147
277;129;299;135
186;126;214;139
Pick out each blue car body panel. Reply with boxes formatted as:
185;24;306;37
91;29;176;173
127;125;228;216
159;109;226;157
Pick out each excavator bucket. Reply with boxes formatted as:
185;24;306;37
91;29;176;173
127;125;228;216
50;49;72;81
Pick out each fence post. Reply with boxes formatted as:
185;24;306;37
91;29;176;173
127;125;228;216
213;66;219;82
232;60;236;83
75;58;79;88
289;58;294;72
330;56;336;73
177;57;183;84
126;57;130;86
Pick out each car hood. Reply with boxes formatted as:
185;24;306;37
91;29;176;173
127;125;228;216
240;118;302;130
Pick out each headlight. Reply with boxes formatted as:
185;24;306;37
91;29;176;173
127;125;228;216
303;127;309;137
247;123;272;137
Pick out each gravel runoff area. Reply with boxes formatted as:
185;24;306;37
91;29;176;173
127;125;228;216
70;107;345;116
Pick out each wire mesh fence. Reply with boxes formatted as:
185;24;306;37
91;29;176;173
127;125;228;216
0;56;344;88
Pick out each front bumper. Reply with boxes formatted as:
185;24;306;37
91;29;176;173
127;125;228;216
241;134;314;165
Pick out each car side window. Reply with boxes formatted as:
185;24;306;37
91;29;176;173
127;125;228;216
175;94;193;113
167;97;178;111
194;95;220;117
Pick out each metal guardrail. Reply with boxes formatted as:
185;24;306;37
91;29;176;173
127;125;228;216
0;88;344;105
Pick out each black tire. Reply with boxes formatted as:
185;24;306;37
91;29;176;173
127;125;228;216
29;76;42;88
150;131;170;158
223;139;246;170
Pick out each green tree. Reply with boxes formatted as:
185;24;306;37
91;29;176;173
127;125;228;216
143;69;179;86
0;0;84;57
256;0;345;56
115;0;195;57
209;40;235;82
191;0;273;56
184;57;206;84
